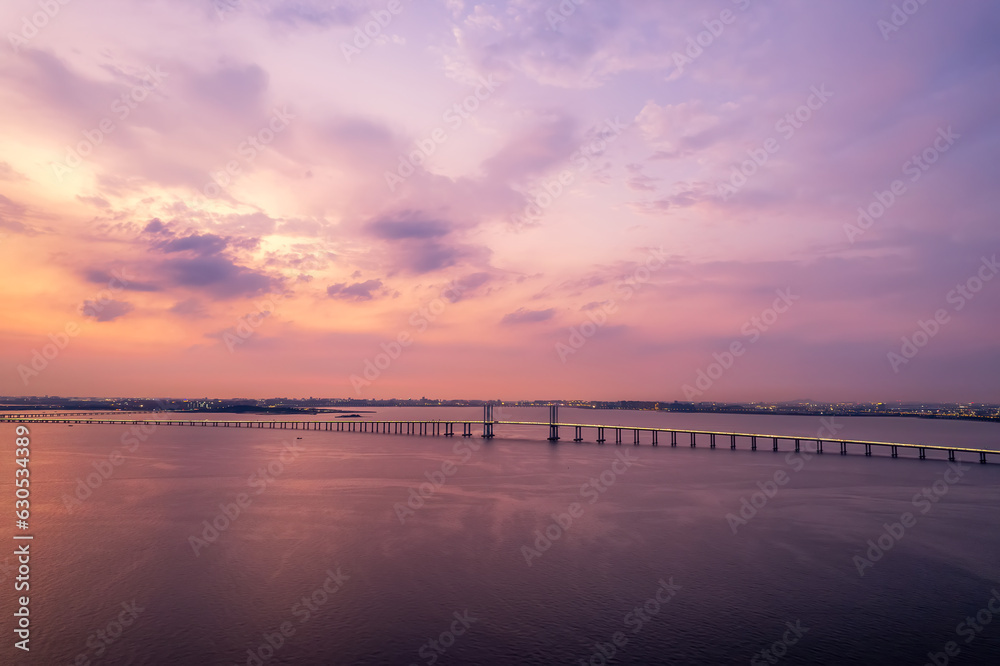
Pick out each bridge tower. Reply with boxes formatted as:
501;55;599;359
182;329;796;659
548;404;560;441
482;403;494;438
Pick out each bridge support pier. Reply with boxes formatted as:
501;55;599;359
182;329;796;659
840;441;847;455
710;433;716;449
483;404;495;439
731;434;736;450
690;432;696;447
634;430;640;446
891;445;898;458
547;405;559;441
574;426;582;442
652;431;658;446
751;436;757;451
597;427;605;444
794;439;800;453
615;429;622;445
671;431;677;447
948;450;955;462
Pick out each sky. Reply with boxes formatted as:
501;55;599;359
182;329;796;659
1;0;999;402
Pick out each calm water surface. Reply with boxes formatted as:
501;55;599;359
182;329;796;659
5;408;1000;665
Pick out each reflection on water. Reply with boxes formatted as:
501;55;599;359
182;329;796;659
9;409;1000;665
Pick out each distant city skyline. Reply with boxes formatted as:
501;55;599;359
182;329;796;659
2;1;999;402
3;394;998;424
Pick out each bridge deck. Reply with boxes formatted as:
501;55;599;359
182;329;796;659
1;415;994;459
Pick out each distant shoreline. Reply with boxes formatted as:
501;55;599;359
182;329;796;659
0;404;994;424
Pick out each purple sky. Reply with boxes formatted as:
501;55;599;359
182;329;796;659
1;0;999;401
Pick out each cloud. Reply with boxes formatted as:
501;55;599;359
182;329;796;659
327;279;385;301
169;298;208;317
155;232;230;256
161;255;277;298
144;218;168;233
82;269;160;292
81;299;134;322
366;214;452;240
0;194;36;234
76;195;111;208
264;0;368;28
501;307;556;325
447;272;493;302
0;162;27;182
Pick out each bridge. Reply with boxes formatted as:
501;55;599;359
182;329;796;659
2;404;995;464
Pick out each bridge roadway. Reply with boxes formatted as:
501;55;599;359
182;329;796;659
1;413;994;464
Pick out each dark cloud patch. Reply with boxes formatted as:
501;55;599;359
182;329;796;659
0;194;27;219
447;272;493;302
402;241;466;274
15;50;112;123
162;256;276;298
82;269;160;292
81;299;134;322
189;64;268;114
0;194;35;234
266;0;366;28
0;162;27;182
483;114;580;184
501;307;556;325
144;218;168;234
327;279;384;301
366;214;451;240
76;195;110;208
169;298;208;318
581;300;610;311
155;232;230;256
